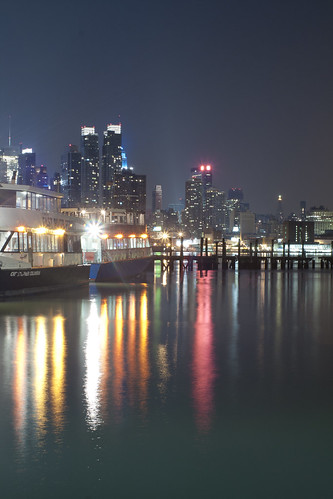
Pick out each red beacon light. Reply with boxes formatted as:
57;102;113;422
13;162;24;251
200;165;205;171
206;165;211;171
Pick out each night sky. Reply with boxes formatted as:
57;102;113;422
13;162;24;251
1;0;333;214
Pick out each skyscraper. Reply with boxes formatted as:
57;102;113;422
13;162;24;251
184;164;212;235
18;148;36;185
81;126;99;206
113;167;146;213
206;187;226;233
61;144;82;207
35;165;48;189
184;176;203;237
0;145;21;183
152;185;162;212
101;123;122;207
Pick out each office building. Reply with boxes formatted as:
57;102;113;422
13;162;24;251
240;211;256;238
101;123;122;207
18;148;36;186
0;145;21;183
61;144;82;207
184;175;203;237
206;187;226;232
283;221;314;243
81;126;99;206
228;187;243;201
113;167;146;213
152;185;162;212
307;208;333;235
35;165;48;189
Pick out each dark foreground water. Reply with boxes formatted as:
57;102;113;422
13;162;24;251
1;269;333;498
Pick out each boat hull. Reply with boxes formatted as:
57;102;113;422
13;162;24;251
90;256;152;282
0;264;90;298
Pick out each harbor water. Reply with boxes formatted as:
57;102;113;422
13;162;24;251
0;268;333;498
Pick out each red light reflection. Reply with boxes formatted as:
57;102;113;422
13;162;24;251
192;279;216;432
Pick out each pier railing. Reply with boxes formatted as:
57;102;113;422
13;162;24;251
152;238;333;271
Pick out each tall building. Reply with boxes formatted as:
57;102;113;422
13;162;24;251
81;126;99;206
283;221;314;243
206;187;226;233
18;148;36;186
0;145;21;183
184;176;203;237
113;167;146;213
152;185;162;212
101;123;122;207
35;165;48;189
61;144;82;207
191;164;213;230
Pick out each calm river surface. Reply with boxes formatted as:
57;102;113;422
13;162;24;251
1;269;333;498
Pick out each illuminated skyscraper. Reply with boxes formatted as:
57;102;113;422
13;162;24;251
184;165;212;234
81;126;99;206
184;176;203;237
0;145;21;183
206;187;226;233
101;123;122;207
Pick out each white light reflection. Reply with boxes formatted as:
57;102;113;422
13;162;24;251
84;300;103;431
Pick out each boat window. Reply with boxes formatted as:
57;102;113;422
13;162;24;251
16;191;27;209
27;193;32;210
31;193;36;210
0;190;16;207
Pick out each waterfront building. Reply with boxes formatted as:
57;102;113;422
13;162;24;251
81;126;99;206
61;144;82;207
283;220;314;243
101;123;122;207
152;184;162;212
306;207;333;235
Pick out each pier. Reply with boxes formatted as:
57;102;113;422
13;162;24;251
152;238;333;271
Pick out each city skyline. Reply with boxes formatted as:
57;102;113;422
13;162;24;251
1;0;333;214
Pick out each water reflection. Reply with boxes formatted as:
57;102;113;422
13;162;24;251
13;318;28;456
113;296;124;418
3;269;333;498
33;316;48;445
192;276;216;432
51;315;66;436
84;300;103;430
139;289;149;414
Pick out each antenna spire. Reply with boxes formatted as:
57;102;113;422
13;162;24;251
8;115;11;147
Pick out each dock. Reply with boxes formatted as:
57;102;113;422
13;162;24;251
153;238;333;271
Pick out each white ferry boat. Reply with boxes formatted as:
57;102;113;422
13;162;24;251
0;184;90;297
63;207;152;282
